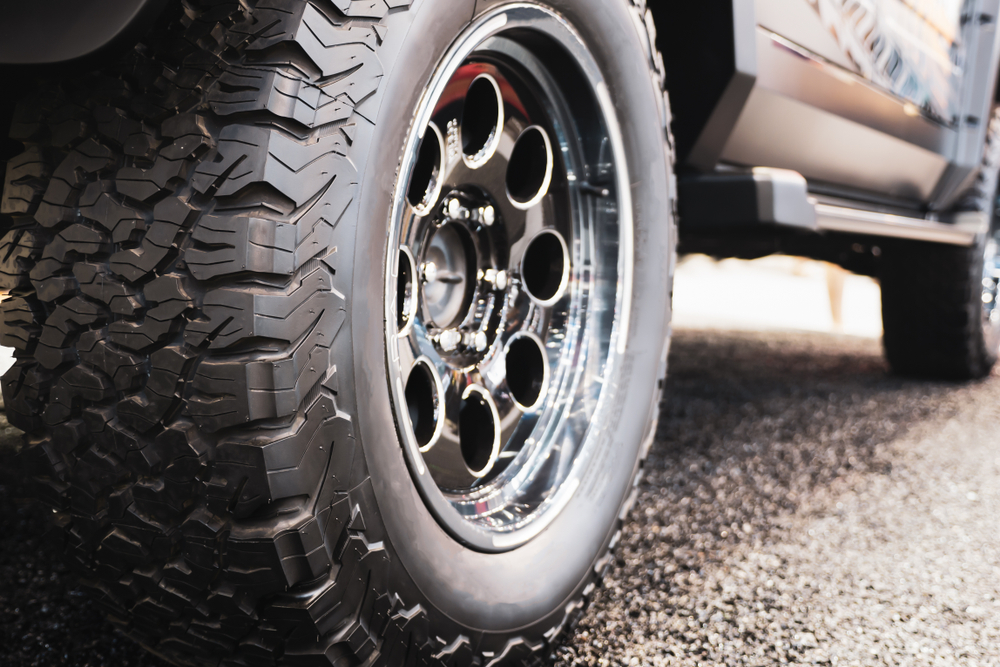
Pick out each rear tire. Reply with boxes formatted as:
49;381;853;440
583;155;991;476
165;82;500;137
0;0;675;665
880;110;1000;380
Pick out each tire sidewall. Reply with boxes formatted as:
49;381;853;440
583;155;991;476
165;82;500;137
347;0;673;632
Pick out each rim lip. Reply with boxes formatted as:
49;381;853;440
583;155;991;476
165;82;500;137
462;73;506;170
519;228;571;307
383;3;635;552
507;124;555;210
503;331;551;412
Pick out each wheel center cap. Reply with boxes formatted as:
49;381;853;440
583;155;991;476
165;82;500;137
423;222;476;328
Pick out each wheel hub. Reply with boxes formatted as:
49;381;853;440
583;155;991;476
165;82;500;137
417;191;507;362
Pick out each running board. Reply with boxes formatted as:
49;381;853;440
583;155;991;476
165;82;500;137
679;168;987;247
814;204;984;246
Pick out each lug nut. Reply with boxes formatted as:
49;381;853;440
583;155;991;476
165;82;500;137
482;269;509;291
447;198;469;220
481;205;496;227
466;330;489;352
438;329;462;352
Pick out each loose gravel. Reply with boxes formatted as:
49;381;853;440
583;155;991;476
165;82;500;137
1;328;998;666
557;329;1000;666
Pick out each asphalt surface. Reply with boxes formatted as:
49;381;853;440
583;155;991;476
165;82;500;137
2;328;998;666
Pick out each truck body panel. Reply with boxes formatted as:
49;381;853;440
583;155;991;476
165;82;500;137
654;0;1000;211
0;0;165;65
720;27;953;201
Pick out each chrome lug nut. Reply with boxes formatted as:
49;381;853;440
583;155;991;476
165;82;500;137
447;198;469;221
481;205;496;227
482;268;509;291
465;330;489;353
438;329;462;352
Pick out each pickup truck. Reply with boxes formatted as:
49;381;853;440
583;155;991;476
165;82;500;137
0;1;995;665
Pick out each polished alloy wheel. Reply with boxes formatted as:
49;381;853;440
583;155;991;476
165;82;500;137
982;232;1000;351
385;6;632;551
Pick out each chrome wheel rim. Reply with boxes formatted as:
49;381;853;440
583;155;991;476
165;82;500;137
982;233;1000;353
384;5;633;551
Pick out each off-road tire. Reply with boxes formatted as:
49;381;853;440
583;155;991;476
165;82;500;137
881;109;1000;380
0;0;676;665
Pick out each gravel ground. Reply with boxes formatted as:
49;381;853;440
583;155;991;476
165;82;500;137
557;329;1000;667
2;328;998;666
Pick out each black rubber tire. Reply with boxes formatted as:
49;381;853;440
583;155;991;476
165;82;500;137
881;110;1000;381
0;1;676;665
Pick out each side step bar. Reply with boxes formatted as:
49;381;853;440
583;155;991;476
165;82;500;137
679;168;987;247
813;204;984;246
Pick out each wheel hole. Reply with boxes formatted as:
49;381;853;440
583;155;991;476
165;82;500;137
506;126;552;207
405;362;439;448
521;230;568;303
506;336;546;410
407;123;444;212
462;75;502;162
460;389;497;476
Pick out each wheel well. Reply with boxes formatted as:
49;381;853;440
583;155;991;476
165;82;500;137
646;0;755;171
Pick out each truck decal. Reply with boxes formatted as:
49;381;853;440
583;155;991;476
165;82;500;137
804;0;963;122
